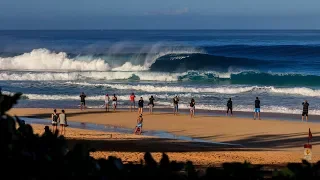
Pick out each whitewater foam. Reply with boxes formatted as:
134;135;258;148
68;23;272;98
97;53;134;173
0;49;111;71
0;71;180;81
66;82;320;97
0;47;204;72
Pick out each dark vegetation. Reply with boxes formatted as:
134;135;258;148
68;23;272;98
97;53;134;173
1;92;320;179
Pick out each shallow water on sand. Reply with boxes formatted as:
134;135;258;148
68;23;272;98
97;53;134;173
21;117;243;147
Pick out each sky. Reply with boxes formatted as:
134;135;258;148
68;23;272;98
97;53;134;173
0;0;319;29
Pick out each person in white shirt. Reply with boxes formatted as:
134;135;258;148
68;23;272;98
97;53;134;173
105;94;110;112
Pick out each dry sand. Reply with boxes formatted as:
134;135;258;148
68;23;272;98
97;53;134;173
10;108;320;166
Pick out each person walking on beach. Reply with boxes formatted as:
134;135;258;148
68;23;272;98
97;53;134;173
173;96;179;115
80;92;86;110
130;93;136;112
254;97;261;120
112;94;118;112
138;97;144;114
302;100;309;122
58;109;68;135
148;95;155;114
51;109;58;133
190;98;195;118
134;114;143;135
226;98;233;116
105;94;110;112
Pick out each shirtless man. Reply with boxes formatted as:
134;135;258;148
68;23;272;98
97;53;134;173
134;114;143;135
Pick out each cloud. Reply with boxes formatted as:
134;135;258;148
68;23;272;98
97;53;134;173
145;8;189;16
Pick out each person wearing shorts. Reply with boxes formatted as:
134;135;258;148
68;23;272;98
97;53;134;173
134;114;143;135
112;94;117;111
105;94;110;112
302;100;309;122
148;96;155;114
80;92;86;110
138;97;144;114
173;96;179;115
226;98;233;116
189;99;195;118
51;109;58;133
254;97;261;120
59;109;68;135
130;93;136;112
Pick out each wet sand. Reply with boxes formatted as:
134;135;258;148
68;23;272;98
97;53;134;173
10;108;320;166
30;123;316;167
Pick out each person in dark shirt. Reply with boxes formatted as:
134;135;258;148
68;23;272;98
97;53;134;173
173;96;179;115
302;100;309;122
226;98;233;116
80;92;86;110
138;97;144;114
254;97;261;120
112;94;118;112
148;96;155;114
189;98;195;118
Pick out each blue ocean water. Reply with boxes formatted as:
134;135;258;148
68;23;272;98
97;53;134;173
1;30;320;115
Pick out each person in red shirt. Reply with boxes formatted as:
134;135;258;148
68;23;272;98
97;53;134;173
130;92;136;112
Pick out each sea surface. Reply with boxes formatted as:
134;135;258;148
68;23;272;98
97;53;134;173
1;30;320;115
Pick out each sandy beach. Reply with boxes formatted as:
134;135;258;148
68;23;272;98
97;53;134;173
10;108;320;166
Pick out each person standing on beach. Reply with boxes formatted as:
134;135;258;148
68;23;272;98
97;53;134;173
58;109;68;135
148;95;155;114
138;97;144;114
51;109;58;133
80;92;86;110
226;98;233;116
191;98;195;115
105;94;110;112
302;100;309;122
254;97;261;120
190;98;195;118
173;96;179;115
130;93;136;112
112;94;118;112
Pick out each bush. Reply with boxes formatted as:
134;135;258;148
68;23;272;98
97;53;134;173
1;92;320;179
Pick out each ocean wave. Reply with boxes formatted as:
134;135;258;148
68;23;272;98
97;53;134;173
0;47;203;72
